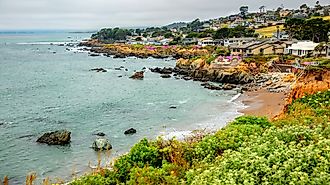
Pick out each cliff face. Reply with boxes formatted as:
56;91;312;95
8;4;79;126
176;58;254;84
287;70;330;104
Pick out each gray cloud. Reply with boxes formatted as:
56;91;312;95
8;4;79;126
0;0;321;30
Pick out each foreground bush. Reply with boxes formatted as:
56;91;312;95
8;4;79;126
71;90;330;185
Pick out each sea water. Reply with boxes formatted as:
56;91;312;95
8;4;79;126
0;31;242;184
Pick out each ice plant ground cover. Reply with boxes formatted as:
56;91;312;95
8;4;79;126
71;90;330;185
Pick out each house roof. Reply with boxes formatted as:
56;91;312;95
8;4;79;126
287;41;318;51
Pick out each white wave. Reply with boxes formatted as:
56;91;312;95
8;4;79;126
178;99;189;104
161;130;193;140
228;93;241;103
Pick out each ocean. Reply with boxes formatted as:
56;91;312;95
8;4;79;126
0;31;242;184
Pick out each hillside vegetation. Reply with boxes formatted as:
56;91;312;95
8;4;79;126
71;88;330;185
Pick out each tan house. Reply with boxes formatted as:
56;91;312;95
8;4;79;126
229;40;292;56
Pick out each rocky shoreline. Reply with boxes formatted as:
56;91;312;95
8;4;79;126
79;40;209;59
78;41;294;94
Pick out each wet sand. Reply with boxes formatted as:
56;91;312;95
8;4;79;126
239;89;287;119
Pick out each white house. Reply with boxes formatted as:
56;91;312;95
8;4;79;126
285;41;318;57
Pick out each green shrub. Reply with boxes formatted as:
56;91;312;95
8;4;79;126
232;116;271;128
113;138;162;181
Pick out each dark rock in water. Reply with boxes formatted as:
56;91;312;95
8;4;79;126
169;106;177;109
124;128;137;135
113;54;125;58
203;83;222;90
150;67;173;74
92;138;112;151
90;68;107;73
142;67;147;70
201;83;209;87
160;74;171;78
130;71;144;80
89;53;100;57
37;130;71;145
118;75;123;78
95;132;106;137
120;66;125;69
114;68;122;71
125;69;129;71
223;84;236;90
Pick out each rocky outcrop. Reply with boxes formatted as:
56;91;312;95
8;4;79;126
124;128;137;135
130;71;144;80
92;138;112;151
286;70;330;105
37;130;71;145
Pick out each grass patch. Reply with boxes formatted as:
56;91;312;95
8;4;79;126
255;25;284;37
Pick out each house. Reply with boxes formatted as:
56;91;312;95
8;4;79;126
182;38;198;45
229;40;291;56
228;17;248;28
223;37;256;46
285;41;319;57
273;31;289;39
279;10;293;18
198;38;222;46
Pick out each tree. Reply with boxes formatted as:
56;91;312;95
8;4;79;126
91;28;132;41
213;28;230;39
300;4;308;10
240;6;249;18
164;32;174;39
314;42;326;56
285;18;330;42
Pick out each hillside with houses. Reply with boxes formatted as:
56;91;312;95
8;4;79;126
89;2;330;60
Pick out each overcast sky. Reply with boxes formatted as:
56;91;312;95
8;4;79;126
0;0;323;30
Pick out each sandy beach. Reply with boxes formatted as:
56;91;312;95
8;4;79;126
239;89;287;119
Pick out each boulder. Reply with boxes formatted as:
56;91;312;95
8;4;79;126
124;128;137;135
129;71;144;80
150;67;173;74
223;84;235;90
92;138;112;151
89;53;100;57
169;106;177;109
160;74;171;78
95;132;106;137
90;68;107;73
37;130;71;145
203;83;222;90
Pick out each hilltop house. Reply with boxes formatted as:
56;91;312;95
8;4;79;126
279;9;293;18
285;41;319;57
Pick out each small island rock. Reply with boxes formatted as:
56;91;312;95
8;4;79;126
129;71;144;80
124;128;137;135
37;130;71;145
92;138;112;151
